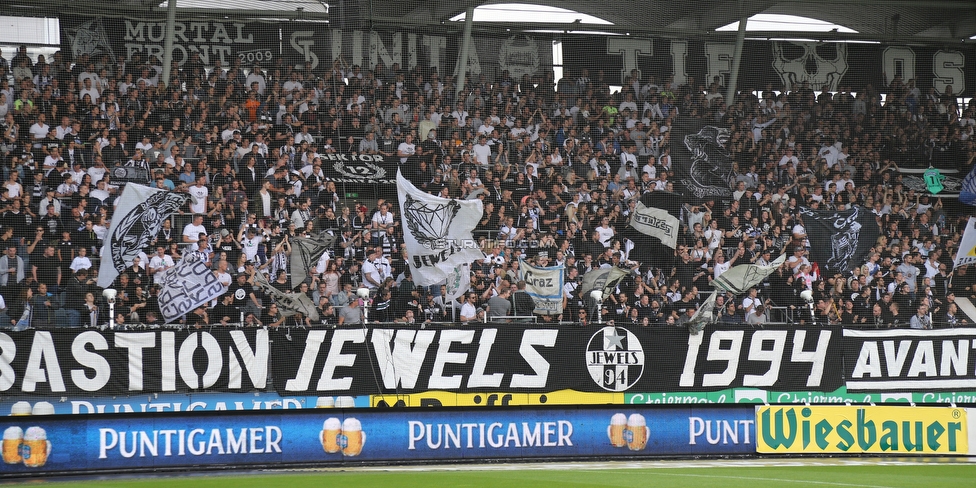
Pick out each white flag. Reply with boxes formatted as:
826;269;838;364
444;263;471;303
156;254;226;323
97;184;188;288
955;217;976;269
629;198;680;249
687;290;718;335
397;170;486;286
520;258;565;315
711;253;787;295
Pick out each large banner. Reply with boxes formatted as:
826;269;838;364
800;206;880;276
270;325;843;396
3;326;976;400
0;329;268;396
843;328;976;392
561;37;974;95
61;15;552;81
0;405;753;474
672;117;733;202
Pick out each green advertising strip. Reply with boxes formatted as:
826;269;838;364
625;388;976;405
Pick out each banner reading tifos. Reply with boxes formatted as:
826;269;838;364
756;405;973;454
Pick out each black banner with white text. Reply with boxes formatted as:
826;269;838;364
5;326;976;397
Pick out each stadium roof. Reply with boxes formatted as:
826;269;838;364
5;0;976;45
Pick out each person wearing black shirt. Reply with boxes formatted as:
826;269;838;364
212;294;240;325
512;281;536;320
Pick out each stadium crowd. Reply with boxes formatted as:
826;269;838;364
0;43;975;330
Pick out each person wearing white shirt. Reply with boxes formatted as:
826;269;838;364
595;217;615;247
397;134;416;164
371;203;394;240
148;246;175;280
472;136;492;165
182;214;208;244
69;247;93;272
187;176;209;214
361;248;382;289
29;115;50;145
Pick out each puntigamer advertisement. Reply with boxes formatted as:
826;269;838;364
0;406;754;473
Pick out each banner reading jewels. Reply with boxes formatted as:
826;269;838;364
0;405;755;474
3;326;976;399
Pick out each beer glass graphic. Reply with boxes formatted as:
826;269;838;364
625;413;648;451
339;418;365;456
315;397;335;408
335;396;356;408
31;402;55;416
9;402;31;416
321;417;341;454
608;413;627;447
2;426;22;464
21;427;51;468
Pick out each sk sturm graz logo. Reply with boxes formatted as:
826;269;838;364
403;194;460;249
586;326;644;392
683;126;732;199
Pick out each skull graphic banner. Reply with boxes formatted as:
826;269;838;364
672;117;734;203
800;206;880;276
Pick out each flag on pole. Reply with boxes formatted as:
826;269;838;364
252;270;320;322
961;165;976;205
519;258;565;315
397;170;485;286
954;217;976;268
629;191;682;249
290;231;336;288
156;254;226;323
579;266;631;300
444;263;471;304
687;290;718;335
711;253;787;295
97;183;189;288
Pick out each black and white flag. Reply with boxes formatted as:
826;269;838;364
156;253;226;323
290;231;336;288
579;266;631;300
800;206;880;276
712;254;787;295
397;170;485;287
672;117;733;202
629;191;682;249
252;270;320;322
97;183;189;288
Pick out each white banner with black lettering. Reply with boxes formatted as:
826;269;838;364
397;170;486;287
520;258;565;315
97;183;189;288
156;254;227;323
954;217;976;269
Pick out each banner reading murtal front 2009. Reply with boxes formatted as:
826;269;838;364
756;406;974;454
